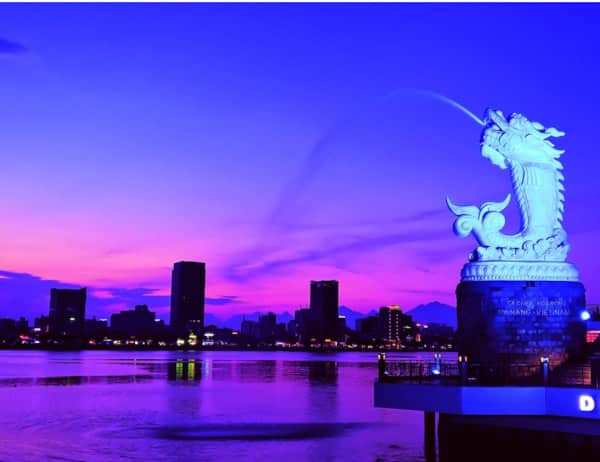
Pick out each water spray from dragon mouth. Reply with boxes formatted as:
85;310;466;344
385;89;485;126
420;91;485;126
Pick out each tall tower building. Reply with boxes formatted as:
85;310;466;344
49;288;87;338
170;261;205;335
310;280;339;342
379;305;402;342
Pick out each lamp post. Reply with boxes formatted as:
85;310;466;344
432;352;442;377
459;355;468;385
377;352;386;381
540;356;549;386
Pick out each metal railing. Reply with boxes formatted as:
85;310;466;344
376;353;599;388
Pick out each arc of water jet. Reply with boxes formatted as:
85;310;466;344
385;88;485;126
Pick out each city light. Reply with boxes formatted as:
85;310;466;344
580;310;591;321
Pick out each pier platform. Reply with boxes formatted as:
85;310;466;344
375;382;600;421
374;356;600;420
374;356;600;461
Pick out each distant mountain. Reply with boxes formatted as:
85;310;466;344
204;301;456;331
339;305;372;330
406;301;457;328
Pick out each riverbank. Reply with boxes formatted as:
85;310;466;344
0;344;453;353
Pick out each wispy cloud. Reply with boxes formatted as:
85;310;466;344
0;37;27;56
222;201;449;283
272;208;447;233
399;287;454;297
90;287;170;311
0;270;238;320
224;228;447;282
206;295;239;305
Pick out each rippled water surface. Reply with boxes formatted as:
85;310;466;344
0;351;428;461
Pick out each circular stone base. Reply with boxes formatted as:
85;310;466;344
461;261;580;282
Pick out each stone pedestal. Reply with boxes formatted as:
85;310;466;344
456;280;587;365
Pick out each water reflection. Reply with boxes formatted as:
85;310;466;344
237;360;277;383
0;351;424;462
161;359;341;385
308;361;338;385
0;374;153;387
153;422;361;441
167;359;201;382
211;359;235;382
307;361;339;425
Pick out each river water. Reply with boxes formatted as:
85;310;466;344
0;350;432;461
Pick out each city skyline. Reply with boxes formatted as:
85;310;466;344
2;4;600;321
1;274;453;350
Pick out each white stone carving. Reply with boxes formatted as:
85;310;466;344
447;108;579;281
460;261;580;282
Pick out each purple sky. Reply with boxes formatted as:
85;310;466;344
1;4;600;321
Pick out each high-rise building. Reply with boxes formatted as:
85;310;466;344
49;288;87;338
241;319;258;339
356;315;379;343
337;315;347;343
295;308;315;344
0;319;17;345
34;315;50;334
15;317;29;336
170;261;205;335
258;312;276;343
378;305;415;345
85;318;109;340
378;305;401;342
287;319;299;338
310;280;339;342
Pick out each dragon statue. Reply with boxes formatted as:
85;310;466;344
447;108;579;281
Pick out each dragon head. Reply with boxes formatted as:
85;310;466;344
481;109;565;169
